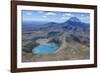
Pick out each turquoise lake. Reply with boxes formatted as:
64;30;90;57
32;44;59;54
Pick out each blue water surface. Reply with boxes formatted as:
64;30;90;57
32;44;59;54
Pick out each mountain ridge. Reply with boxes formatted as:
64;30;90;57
22;17;90;32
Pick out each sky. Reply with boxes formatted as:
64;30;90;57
22;10;90;24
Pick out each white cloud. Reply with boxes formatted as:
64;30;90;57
61;17;70;20
45;12;56;16
42;15;47;18
63;13;73;17
61;17;67;19
80;14;85;17
61;13;73;20
25;12;33;16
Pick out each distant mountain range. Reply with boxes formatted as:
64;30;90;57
22;17;90;32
